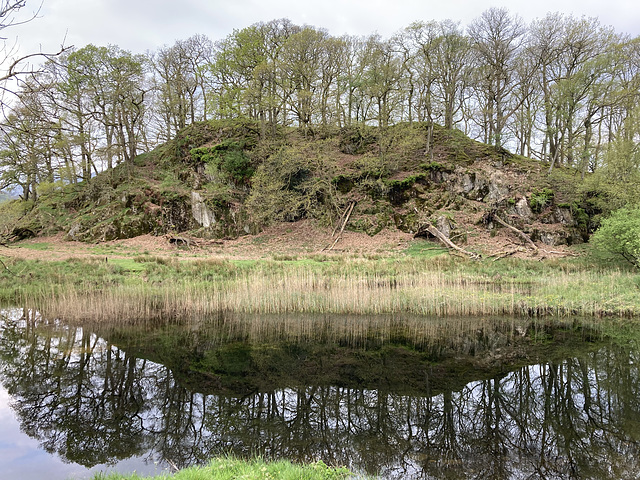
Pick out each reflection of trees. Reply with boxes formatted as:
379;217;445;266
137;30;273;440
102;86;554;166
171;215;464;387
1;311;640;478
0;309;149;466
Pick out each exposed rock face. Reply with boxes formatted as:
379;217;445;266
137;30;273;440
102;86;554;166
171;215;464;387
458;171;489;200
553;207;574;225
162;198;194;232
536;231;569;246
67;223;82;241
436;215;455;239
486;172;509;203
191;192;215;228
512;197;532;220
450;169;509;203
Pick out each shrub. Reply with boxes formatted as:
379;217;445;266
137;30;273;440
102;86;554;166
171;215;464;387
590;206;640;267
246;148;337;227
191;140;254;184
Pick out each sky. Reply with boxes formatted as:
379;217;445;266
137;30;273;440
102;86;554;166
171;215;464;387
4;0;640;66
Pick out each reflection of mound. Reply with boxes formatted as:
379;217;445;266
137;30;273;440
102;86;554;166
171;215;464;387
1;310;638;479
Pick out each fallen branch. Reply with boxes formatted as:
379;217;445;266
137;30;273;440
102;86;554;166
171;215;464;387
493;215;538;253
449;231;471;242
423;224;481;260
0;256;16;276
331;203;350;237
489;247;524;261
323;201;356;252
541;248;580;257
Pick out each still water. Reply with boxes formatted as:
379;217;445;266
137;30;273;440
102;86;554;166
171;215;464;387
1;308;639;479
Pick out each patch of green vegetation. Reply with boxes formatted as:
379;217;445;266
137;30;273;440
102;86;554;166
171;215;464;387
105;258;147;273
352;153;389;178
338;124;377;155
17;242;51;251
403;240;448;258
191;139;254;184
590;206;640;268
93;457;352;480
386;173;428;190
529;188;555;213
420;161;450;173
246;146;338;228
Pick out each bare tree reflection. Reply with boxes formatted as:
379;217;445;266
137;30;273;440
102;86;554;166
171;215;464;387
1;311;640;479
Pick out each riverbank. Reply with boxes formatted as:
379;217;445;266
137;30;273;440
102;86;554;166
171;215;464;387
1;233;638;322
93;457;353;480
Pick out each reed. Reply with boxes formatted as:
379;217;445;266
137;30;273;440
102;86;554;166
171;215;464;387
12;256;638;324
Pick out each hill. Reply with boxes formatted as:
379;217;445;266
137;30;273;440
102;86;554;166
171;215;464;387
0;120;589;256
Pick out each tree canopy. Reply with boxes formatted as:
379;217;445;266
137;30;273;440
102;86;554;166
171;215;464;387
1;10;639;207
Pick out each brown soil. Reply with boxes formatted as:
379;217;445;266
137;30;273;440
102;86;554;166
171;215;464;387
1;219;575;263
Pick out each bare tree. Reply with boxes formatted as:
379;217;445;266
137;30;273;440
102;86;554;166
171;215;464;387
468;8;527;146
0;0;68;107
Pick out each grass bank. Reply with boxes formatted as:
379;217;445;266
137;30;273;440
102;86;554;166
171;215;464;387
94;457;353;480
1;250;639;322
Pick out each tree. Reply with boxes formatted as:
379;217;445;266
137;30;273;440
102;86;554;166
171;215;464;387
399;21;439;125
360;34;401;127
0;79;59;200
432;20;472;130
66;45;147;167
150;35;213;141
468;8;527;146
281;27;327;131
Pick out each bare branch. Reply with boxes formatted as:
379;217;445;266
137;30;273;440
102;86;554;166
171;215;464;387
0;1;32;29
0;46;70;83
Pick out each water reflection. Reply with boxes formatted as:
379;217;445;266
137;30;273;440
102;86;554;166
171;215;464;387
1;308;639;479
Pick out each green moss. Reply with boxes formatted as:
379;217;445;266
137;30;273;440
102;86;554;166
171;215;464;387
386;173;428;190
420;161;451;173
529;188;555;213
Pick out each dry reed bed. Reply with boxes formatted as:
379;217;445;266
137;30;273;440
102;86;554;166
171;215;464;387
26;265;638;323
204;313;547;351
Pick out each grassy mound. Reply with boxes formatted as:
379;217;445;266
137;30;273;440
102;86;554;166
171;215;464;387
0;120;588;246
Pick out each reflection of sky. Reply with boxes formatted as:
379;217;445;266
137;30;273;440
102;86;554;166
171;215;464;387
0;319;170;480
0;383;168;479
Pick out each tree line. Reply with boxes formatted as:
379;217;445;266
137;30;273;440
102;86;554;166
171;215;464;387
1;8;640;201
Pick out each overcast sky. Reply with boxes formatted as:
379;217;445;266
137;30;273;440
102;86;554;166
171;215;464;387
5;0;640;65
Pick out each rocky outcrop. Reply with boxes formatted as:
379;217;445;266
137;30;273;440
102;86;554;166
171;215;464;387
445;168;510;204
191;192;215;228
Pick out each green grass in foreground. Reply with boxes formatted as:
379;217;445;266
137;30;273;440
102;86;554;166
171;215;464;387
93;457;353;480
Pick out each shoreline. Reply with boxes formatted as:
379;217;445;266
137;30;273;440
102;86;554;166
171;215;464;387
1;239;638;321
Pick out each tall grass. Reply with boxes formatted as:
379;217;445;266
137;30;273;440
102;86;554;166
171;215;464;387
93;457;353;480
9;255;638;324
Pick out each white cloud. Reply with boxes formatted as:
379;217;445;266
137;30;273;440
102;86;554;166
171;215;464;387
4;0;640;66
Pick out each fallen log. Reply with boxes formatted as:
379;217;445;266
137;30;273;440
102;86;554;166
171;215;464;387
166;235;200;248
540;248;580;257
489;247;524;261
492;215;539;254
423;224;481;260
